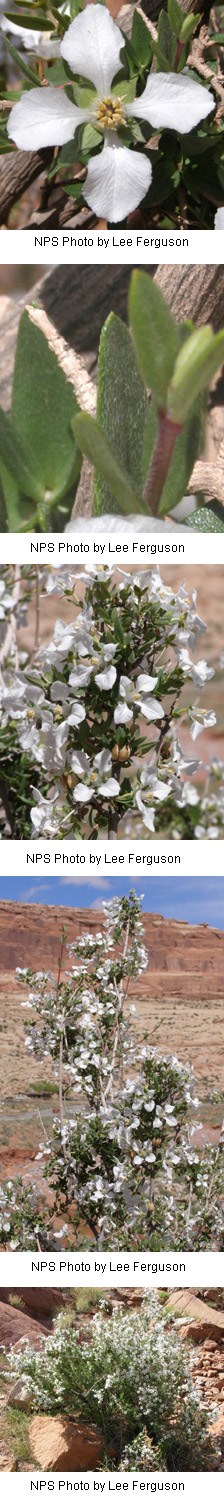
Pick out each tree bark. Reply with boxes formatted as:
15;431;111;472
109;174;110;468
154;265;224;332
0;147;52;224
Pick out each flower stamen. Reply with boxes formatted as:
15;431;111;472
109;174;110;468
96;96;125;129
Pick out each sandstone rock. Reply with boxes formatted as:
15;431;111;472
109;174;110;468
7;1379;34;1410
0;1289;65;1323
0;902;223;997
210;1411;224;1453
0;1451;17;1471
0;1301;49;1350
167;1290;224;1343
29;1416;104;1471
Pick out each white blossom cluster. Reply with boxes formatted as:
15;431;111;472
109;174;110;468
0;565;222;839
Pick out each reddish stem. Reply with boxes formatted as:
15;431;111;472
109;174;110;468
143;408;183;516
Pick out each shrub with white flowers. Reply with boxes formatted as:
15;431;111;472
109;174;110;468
1;0;223;231
1;892;223;1252
3;1293;219;1469
0;564;223;841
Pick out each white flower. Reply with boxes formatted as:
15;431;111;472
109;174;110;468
135;766;171;830
178;648;214;686
71;747;120;803
30;786;64;836
7;5;214;223
189;707;217;741
114;673;164;726
214;208;224;229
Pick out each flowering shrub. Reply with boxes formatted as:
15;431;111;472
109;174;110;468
1;0;224;231
0;1177;55;1251
0;274;224;531
1;893;223;1252
0;564;223;840
3;1294;219;1468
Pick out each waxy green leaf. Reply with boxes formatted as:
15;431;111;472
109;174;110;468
169;326;224;421
94;312;148;512
73;412;144;516
12;310;81;506
129;270;180;407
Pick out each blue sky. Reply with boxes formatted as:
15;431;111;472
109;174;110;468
0;877;223;928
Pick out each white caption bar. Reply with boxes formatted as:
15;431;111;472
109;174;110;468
0;532;224;566
0;229;223;264
0;839;224;875
1;1472;223;1510
0;1251;223;1286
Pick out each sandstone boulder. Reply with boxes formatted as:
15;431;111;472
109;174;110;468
166;1290;224;1344
0;1301;48;1349
29;1416;104;1471
0;1289;64;1323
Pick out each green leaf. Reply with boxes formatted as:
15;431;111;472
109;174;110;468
131;9;152;67
73;413;144;516
0;457;23;530
0;405;44;504
180;12;200;41
187;505;224;532
169;326;224;421
142;392;204;517
129;270;180;406
94;313;148;512
12;310;81;507
168;0;183;39
113;76;138;104
3;33;40;85
157;9;176;68
4;10;53;27
0;471;8;531
62;182;83;200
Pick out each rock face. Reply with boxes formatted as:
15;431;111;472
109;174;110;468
167;1289;224;1343
0;1288;65;1323
0;1300;49;1349
28;1416;104;1471
0;902;223;999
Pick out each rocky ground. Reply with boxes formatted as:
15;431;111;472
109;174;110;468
0;1288;223;1472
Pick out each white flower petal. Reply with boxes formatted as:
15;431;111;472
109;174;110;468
67;703;86;727
74;783;91;803
114;700;133;726
215;207;224;229
70;751;89;775
60;4;123;96
99;778;120;796
95;665;117;690
139;697;164;721
85;136;151;222
130;72;213;134
94;749;112;775
135;794;155;832
136;674;158;694
7;86;82;150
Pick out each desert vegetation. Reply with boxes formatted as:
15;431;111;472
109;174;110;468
0;892;223;1251
0;1287;224;1471
0;563;223;839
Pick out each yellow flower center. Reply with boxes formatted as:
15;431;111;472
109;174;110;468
96;96;125;129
